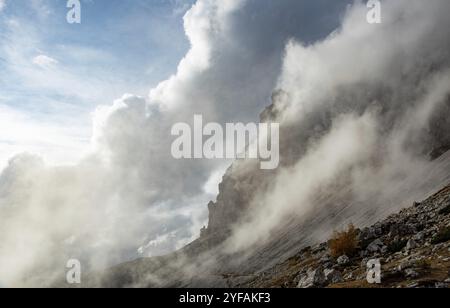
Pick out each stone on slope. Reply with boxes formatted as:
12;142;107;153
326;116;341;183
297;267;326;288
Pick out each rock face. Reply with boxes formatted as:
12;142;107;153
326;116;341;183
192;87;450;281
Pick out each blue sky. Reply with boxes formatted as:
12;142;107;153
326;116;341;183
0;0;194;168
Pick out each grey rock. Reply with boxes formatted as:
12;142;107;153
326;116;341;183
297;267;326;288
320;254;332;264
360;227;378;241
389;223;416;237
367;239;384;253
337;255;350;266
344;272;354;281
324;269;343;284
413;232;425;242
406;239;417;251
432;243;445;252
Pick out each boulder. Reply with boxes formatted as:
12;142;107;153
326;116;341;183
413;232;425;242
367;239;384;253
320;254;332;264
324;269;343;284
337;255;350;266
297;267;326;288
406;239;417;251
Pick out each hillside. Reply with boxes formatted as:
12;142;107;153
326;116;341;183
75;152;450;288
240;184;450;288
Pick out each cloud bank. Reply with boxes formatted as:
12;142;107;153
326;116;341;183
0;0;351;286
224;0;450;254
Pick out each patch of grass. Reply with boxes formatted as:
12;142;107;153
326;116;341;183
387;239;408;253
438;204;450;215
329;224;359;258
431;227;450;245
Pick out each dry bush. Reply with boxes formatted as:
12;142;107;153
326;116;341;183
329;224;359;258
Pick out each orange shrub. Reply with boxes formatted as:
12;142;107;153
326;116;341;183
328;224;359;258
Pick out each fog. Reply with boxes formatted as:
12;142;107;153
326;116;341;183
225;0;450;254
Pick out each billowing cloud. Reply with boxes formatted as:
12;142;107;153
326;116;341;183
0;0;352;286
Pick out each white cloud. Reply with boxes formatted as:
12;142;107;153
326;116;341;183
0;104;89;170
0;0;6;12
32;54;58;68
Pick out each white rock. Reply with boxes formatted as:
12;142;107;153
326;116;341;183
297;267;326;288
337;255;350;266
406;239;417;251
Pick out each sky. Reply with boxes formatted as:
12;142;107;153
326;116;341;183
0;0;194;169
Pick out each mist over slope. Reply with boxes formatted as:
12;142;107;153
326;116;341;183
86;0;450;287
219;0;450;254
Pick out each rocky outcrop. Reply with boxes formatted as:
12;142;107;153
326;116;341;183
201;89;450;251
239;184;450;288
